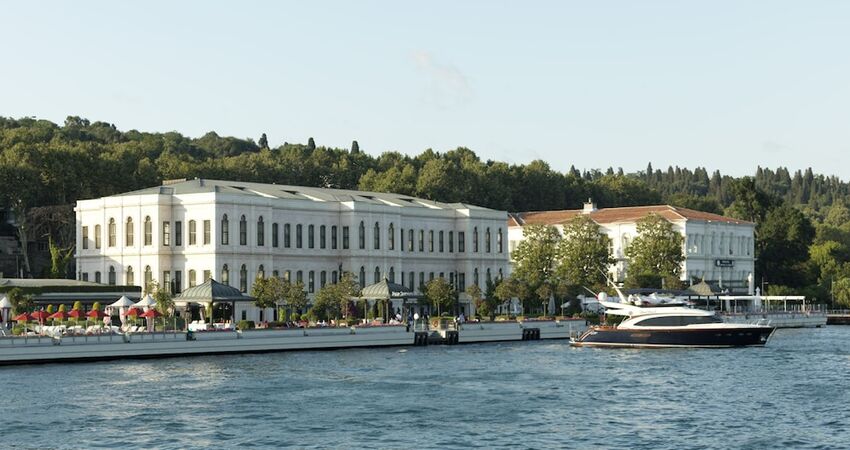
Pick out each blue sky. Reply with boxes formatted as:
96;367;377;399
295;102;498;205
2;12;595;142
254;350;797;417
2;1;849;178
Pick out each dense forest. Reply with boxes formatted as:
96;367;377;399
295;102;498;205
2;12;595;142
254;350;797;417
2;116;850;303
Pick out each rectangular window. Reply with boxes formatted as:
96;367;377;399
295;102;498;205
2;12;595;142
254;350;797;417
458;273;465;291
82;226;89;250
296;270;303;284
272;223;279;248
408;229;414;252
320;225;326;249
399;228;404;252
419;230;425;252
162;222;170;246
175;221;183;246
284;270;291;282
189;221;197;245
284;224;291;248
296;224;303;248
81;272;89;282
95;225;101;249
203;220;211;245
458;231;465;253
95;271;101;283
429;272;434;281
308;225;314;249
163;271;171;294
203;270;211;283
419;272;425;290
174;270;182;293
429;230;434;252
331;225;338;249
449;231;454;252
320;271;327;288
343;226;350;249
439;231;444;252
408;271;414;291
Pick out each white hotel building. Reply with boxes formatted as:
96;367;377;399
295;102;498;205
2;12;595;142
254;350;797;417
75;179;510;319
508;202;756;294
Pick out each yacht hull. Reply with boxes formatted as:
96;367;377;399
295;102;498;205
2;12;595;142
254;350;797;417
570;326;776;348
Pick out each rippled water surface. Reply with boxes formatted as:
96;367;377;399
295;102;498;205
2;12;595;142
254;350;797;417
2;327;850;449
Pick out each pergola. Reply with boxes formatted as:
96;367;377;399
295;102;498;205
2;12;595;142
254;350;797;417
357;278;419;322
173;279;254;324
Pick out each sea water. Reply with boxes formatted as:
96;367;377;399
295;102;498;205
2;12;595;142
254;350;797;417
1;327;849;449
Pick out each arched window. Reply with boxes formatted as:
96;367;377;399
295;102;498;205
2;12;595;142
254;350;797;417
126;266;134;285
108;218;116;247
308;224;315;248
498;268;503;279
473;227;479;252
296;224;303;248
374;266;381;283
284;223;291;248
359;266;366;289
388;223;395;250
239;215;247;245
188;220;197;245
320;225;326;249
257;216;265;246
359;221;366;249
331;271;338;284
320;270;327;288
240;264;248;293
331;225;338;249
474;268;479;287
485;227;491;253
144;216;152;246
108;266;115;285
486;268;492;283
439;230;444;252
429;230;434;252
418;230;424;252
221;264;229;285
296;270;303;284
272;223;279;247
374;222;381;250
221;214;230;245
389;267;395;283
144;265;153;292
125;217;134;246
308;270;315;293
497;228;503;253
408;271;414;291
258;264;265;279
95;224;102;249
95;271;101;284
188;269;197;288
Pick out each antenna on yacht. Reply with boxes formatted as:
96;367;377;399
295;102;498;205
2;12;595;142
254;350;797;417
599;269;628;303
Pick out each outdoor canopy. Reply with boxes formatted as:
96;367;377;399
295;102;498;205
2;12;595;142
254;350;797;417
174;279;254;323
134;294;157;309
110;296;135;308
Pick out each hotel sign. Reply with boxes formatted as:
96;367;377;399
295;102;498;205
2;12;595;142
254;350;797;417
714;259;734;267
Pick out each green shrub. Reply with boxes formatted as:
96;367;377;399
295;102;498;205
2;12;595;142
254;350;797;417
290;312;301;322
237;320;255;330
11;325;26;335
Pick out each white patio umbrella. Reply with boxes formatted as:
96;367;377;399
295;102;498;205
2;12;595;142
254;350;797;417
134;294;157;311
110;295;136;327
0;294;12;327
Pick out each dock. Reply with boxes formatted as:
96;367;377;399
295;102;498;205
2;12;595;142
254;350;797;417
827;311;850;325
0;319;588;366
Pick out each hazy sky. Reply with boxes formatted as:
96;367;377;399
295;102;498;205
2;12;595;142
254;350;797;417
3;1;849;178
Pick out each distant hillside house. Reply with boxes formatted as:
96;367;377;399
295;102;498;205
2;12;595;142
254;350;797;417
508;201;755;294
75;179;509;321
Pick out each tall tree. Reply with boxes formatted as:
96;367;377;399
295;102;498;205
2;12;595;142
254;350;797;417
556;215;614;292
424;277;455;316
756;205;815;288
624;214;685;289
511;224;564;310
258;133;269;149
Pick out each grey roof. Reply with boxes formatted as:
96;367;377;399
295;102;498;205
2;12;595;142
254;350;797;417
175;279;254;303
0;278;104;288
359;278;415;299
685;280;720;296
112;179;497;212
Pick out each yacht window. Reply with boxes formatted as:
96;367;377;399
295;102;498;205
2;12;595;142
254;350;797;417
633;315;722;327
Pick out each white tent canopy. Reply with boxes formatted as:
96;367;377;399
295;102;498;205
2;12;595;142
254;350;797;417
110;296;135;308
134;294;157;308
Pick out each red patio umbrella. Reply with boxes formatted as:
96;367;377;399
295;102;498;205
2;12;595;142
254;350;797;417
13;312;33;322
48;311;67;320
125;308;141;317
86;309;105;319
68;309;85;319
140;309;161;318
31;310;50;322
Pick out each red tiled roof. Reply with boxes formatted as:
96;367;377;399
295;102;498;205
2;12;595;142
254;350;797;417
510;205;752;226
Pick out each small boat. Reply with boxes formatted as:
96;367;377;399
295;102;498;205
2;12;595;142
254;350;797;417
571;289;776;349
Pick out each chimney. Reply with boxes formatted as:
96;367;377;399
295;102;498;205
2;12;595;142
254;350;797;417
582;198;597;214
